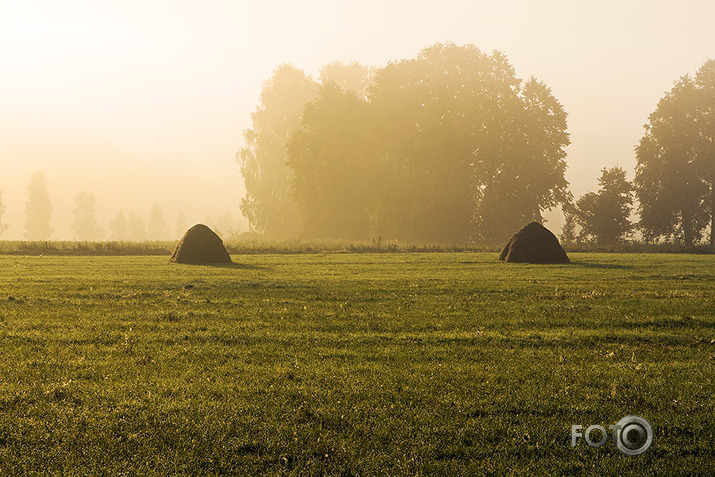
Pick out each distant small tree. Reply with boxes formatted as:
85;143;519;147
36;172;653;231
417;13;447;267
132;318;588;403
128;212;147;241
71;191;103;241
560;202;578;246
214;212;240;239
0;191;8;238
24;170;53;240
574;167;634;245
147;205;167;240
175;211;188;237
110;211;130;241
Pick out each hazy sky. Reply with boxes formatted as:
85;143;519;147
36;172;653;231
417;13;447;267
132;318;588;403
1;0;713;239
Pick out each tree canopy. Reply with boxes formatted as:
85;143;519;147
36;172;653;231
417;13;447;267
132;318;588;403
288;84;377;239
238;62;378;239
319;61;373;99
237;64;319;239
635;59;715;246
285;43;570;244
571;167;634;245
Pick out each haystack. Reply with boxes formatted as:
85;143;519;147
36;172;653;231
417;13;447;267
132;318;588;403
499;222;569;263
170;224;232;264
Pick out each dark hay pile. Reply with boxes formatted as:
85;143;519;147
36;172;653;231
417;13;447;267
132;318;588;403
499;222;569;264
170;224;232;264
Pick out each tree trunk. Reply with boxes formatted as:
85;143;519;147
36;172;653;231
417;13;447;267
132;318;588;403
683;210;693;247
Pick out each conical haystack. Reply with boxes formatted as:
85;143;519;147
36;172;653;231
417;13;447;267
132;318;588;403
499;222;569;263
170;224;232;264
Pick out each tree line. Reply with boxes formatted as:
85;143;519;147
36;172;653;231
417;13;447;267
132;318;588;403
0;171;239;241
563;60;715;247
238;43;715;247
239;44;570;245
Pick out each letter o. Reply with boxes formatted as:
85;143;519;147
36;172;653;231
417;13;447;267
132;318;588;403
584;425;608;447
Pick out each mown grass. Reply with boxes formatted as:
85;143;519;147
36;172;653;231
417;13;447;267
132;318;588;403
0;253;713;475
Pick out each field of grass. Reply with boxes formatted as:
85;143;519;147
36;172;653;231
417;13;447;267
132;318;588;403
0;252;713;475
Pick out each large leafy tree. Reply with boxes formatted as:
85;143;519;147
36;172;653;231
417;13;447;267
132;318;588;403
635;59;715;246
367;43;496;243
573;167;634;245
696;60;715;246
307;43;570;244
24;170;53;240
237;64;319;239
288;84;378;239
376;44;570;244
472;75;571;244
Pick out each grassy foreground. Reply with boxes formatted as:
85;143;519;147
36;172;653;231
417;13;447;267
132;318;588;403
0;253;713;475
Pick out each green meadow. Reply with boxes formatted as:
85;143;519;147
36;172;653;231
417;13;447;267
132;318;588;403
0;253;713;475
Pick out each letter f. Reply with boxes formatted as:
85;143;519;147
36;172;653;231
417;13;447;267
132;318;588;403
571;425;583;447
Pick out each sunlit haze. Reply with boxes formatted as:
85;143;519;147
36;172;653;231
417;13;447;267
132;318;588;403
2;0;713;240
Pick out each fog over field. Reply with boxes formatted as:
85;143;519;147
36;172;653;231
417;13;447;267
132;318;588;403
1;0;714;240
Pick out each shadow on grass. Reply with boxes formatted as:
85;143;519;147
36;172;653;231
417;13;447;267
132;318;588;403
568;261;634;270
210;262;270;271
172;262;270;271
